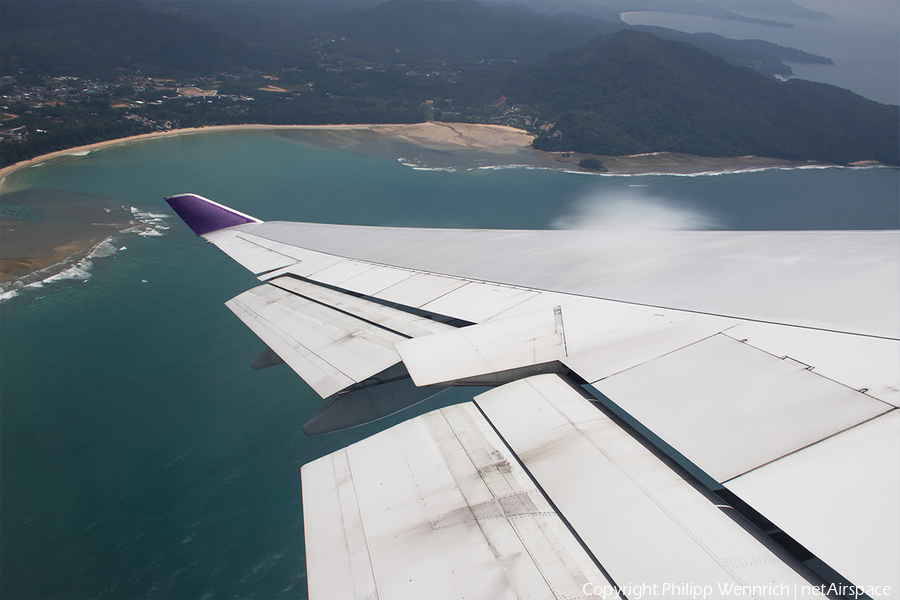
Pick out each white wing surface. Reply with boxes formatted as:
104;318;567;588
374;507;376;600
167;194;900;599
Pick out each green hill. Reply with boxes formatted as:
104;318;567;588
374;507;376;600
0;0;254;78
322;0;622;61
515;31;898;164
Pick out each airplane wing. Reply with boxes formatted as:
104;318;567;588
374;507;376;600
167;193;899;600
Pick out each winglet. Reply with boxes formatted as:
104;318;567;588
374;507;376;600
165;193;261;236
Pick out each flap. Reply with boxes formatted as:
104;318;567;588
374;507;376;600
396;307;567;386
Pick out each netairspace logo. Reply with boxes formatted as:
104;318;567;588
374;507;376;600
582;582;894;599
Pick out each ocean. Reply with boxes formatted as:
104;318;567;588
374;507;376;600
0;129;897;598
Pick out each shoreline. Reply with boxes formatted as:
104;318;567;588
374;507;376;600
0;121;862;192
0;122;535;192
540;150;839;175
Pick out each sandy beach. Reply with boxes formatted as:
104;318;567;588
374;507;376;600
0;122;535;192
0;121;833;190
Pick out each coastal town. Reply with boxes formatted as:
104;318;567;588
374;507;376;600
0;59;542;167
1;71;263;145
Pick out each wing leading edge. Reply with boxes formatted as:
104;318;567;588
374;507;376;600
166;193;900;599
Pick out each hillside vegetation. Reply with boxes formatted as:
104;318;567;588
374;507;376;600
517;32;898;164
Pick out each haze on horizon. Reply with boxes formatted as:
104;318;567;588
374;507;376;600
198;0;896;104
492;0;899;104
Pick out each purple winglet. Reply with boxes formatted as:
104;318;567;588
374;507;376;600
165;193;261;236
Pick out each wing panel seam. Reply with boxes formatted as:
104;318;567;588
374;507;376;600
470;399;628;599
720;331;900;409
233;232;306;263
267;279;416;341
722;407;899;484
275;272;474;327
229;295;357;388
340;449;381;599
585;330;734;384
439;408;563;596
518;376;759;592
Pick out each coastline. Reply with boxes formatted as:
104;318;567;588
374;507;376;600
0;121;850;192
540;150;835;175
0;122;535;193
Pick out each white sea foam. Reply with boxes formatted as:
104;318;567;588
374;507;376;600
41;260;93;283
478;162;880;178
87;238;119;259
396;156;460;172
128;206;172;237
42;236;119;284
479;164;571;171
129;207;171;220
0;236;123;302
67;150;92;157
399;157;883;177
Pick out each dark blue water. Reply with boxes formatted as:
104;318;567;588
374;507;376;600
1;129;897;598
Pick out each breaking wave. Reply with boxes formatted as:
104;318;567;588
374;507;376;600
122;207;171;237
1;207;171;302
397;157;457;172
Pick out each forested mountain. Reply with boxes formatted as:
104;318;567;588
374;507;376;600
0;1;255;78
318;0;622;61
630;26;832;76
515;31;898;164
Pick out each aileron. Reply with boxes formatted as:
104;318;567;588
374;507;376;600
226;285;404;398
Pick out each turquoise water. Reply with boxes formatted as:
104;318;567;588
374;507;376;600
1;130;897;598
